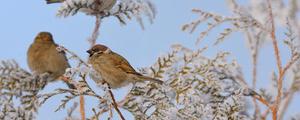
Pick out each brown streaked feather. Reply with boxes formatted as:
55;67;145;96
54;43;69;62
110;52;142;76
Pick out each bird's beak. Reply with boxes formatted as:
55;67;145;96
87;50;93;57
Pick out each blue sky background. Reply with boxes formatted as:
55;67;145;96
0;0;299;120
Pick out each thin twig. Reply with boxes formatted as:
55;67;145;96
267;14;300;120
267;0;282;73
278;90;295;120
282;54;300;75
245;30;261;118
60;76;75;86
108;89;126;120
59;46;89;67
88;16;101;48
80;95;86;120
109;104;113;120
60;76;86;120
266;0;282;119
98;80;126;120
253;34;261;118
261;109;270;120
252;94;272;110
252;47;260;117
277;54;300;120
90;94;131;119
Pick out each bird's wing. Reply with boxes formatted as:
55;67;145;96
54;44;70;67
54;44;66;54
110;52;142;76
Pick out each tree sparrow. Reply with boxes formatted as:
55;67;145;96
27;32;75;89
87;44;163;88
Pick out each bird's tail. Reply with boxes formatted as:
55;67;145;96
46;0;64;4
138;75;164;85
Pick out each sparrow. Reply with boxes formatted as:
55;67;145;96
87;44;163;88
45;0;117;13
27;32;76;89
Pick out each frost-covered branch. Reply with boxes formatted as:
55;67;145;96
51;0;156;48
182;0;300;119
0;60;50;119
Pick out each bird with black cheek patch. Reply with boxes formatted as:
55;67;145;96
27;32;76;89
87;44;163;88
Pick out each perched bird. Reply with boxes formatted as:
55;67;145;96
27;32;75;89
87;44;163;88
45;0;117;13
